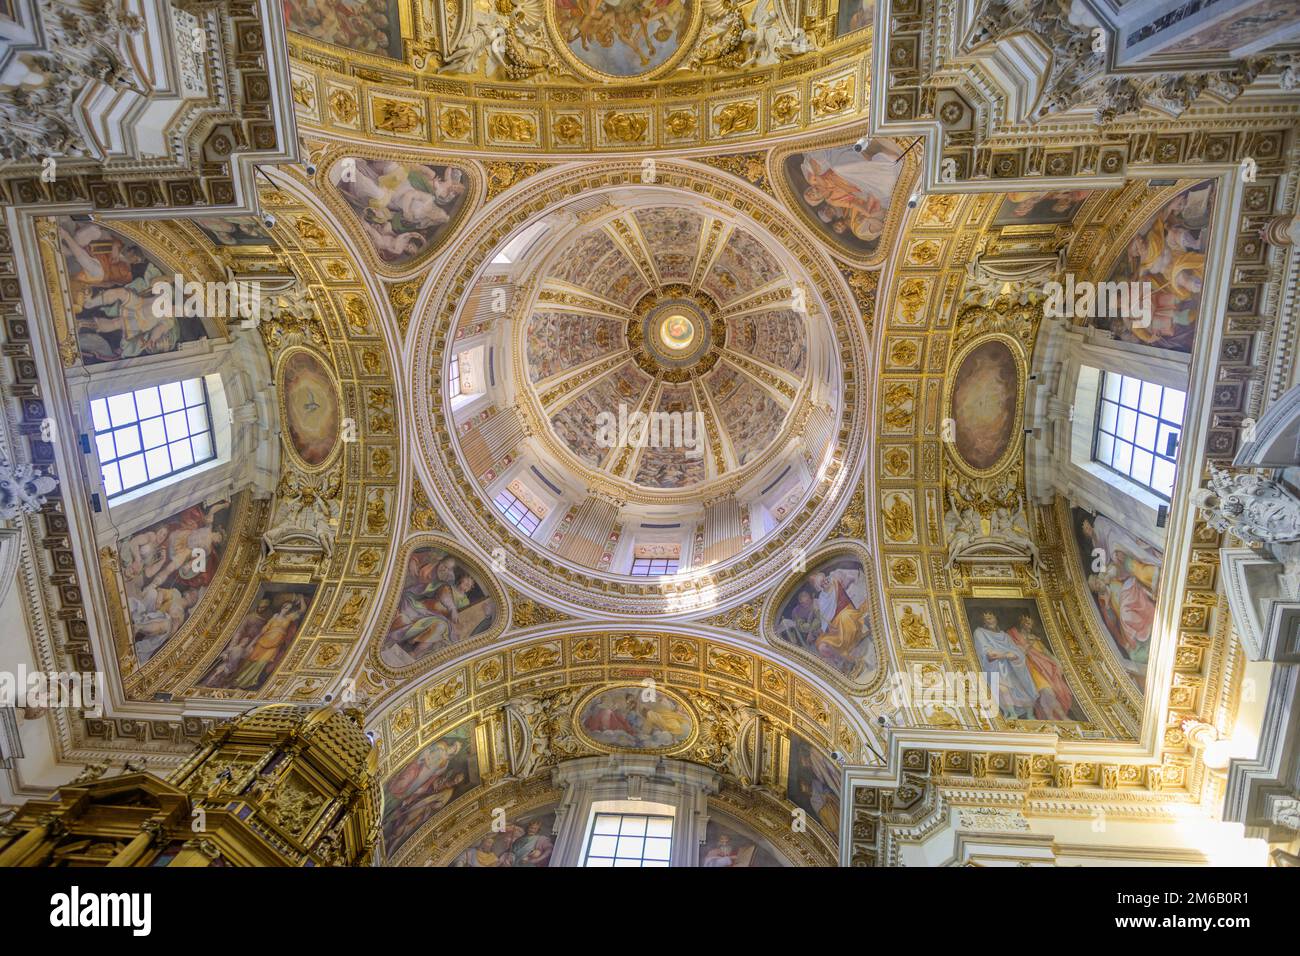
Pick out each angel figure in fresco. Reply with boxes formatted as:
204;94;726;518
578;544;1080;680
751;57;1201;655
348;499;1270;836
1081;514;1161;664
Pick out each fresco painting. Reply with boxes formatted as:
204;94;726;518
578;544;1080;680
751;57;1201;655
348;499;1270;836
283;0;403;58
197;582;316;692
279;350;341;467
836;0;875;35
774;554;876;680
382;723;480;853
993;190;1092;225
120;501;232;664
329;158;470;266
450;807;557;867
706;364;785;468
556;0;692;76
379;546;498;668
1072;507;1163;689
194;217;273;246
965;597;1086;722
787;735;841;838
782;140;905;258
1094;180;1215;352
949;339;1019;471
577;686;695;750
57;221;208;365
699;815;784;867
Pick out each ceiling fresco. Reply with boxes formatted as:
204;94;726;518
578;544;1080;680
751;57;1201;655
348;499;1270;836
4;0;1296;877
519;205;810;489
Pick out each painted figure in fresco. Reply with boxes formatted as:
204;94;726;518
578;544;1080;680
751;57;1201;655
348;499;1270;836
508;818;555;867
331;159;468;264
1102;181;1213;351
790;744;841;834
453;834;509;867
1080;513;1161;667
197;588;312;692
199;596;273;687
284;0;399;58
799;148;896;243
1008;613;1076;721
451;816;555;867
701;833;740;867
380;549;495;667
997;190;1092;223
777;559;875;679
838;0;875;33
120;502;231;663
557;0;689;70
698;821;781;867
57;222;200;363
382;731;476;850
194;218;270;246
579;687;693;749
972;610;1039;719
228;593;308;690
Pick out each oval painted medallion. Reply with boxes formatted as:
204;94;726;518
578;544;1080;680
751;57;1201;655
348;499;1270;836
949;339;1020;472
576;686;695;752
280;349;341;468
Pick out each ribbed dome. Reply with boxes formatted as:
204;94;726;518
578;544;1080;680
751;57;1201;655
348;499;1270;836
522;204;811;491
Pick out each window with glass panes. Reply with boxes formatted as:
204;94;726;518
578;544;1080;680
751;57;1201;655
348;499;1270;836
1092;372;1185;500
448;353;462;398
630;557;679;575
91;379;216;499
582;813;673;867
493;486;541;536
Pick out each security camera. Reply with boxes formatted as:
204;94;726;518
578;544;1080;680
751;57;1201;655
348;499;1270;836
830;750;846;764
304;161;317;177
906;192;920;209
877;715;887;726
323;692;333;702
852;135;870;153
262;212;276;229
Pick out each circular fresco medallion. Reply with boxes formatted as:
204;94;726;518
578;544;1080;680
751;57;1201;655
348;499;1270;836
946;337;1023;473
660;313;695;350
574;685;697;753
278;348;341;469
547;0;701;81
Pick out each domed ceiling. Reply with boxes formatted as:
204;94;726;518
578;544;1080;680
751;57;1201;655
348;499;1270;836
419;172;862;612
524;204;810;490
403;166;873;621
